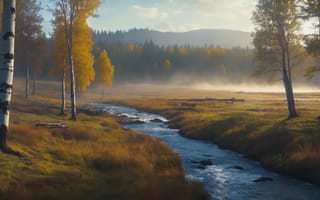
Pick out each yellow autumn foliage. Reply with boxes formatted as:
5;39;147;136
178;48;188;56
51;0;101;94
206;48;226;56
51;12;96;92
96;49;115;86
127;44;142;55
127;44;135;52
73;17;95;92
168;47;175;54
51;23;67;76
163;59;172;70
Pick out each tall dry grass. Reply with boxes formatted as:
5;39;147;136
107;91;320;185
0;79;209;200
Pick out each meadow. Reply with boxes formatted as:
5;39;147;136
101;84;320;185
0;80;209;200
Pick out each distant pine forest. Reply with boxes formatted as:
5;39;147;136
16;28;319;86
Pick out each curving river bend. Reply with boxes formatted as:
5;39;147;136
91;103;320;200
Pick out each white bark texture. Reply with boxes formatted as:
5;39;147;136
0;0;16;148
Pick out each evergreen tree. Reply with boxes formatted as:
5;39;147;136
300;0;320;78
15;0;45;99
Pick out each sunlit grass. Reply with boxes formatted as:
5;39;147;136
0;79;209;200
101;86;320;185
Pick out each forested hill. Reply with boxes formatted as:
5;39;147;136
93;29;252;48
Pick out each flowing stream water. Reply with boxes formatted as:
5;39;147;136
91;103;320;200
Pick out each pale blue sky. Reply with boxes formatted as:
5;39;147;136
41;0;313;35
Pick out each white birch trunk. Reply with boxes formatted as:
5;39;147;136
0;0;16;150
59;1;76;120
68;22;76;120
63;4;77;120
61;66;65;115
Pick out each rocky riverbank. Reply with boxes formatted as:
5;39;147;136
106;98;320;186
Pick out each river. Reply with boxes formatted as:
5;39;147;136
91;103;320;200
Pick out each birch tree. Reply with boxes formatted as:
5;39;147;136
0;0;16;151
51;21;67;115
53;0;100;120
252;0;303;118
73;17;95;97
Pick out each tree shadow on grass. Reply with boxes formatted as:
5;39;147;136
1;146;24;158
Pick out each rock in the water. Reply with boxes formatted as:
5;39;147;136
197;165;207;170
116;115;145;124
150;118;164;123
128;120;145;124
253;177;273;183
199;159;213;166
233;165;244;170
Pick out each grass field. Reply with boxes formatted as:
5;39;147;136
97;83;320;185
0;79;209;200
3;79;320;199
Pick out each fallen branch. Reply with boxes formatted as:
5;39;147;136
169;97;245;103
35;122;68;129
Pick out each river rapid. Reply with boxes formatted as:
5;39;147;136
90;103;320;200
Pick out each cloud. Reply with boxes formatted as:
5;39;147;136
166;0;255;31
169;0;255;18
131;5;168;19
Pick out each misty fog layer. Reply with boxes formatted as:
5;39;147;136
89;29;320;91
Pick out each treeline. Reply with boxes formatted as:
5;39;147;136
22;30;314;86
10;1;320;92
92;28;253;48
2;0;320;122
93;31;255;84
30;31;256;85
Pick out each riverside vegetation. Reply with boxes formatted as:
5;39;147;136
0;80;209;200
105;85;320;186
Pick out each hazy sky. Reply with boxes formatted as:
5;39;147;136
42;0;257;34
42;0;314;34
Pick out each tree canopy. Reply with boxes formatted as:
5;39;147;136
252;0;304;118
52;0;101;120
96;49;114;87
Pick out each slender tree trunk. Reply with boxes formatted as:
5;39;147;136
285;44;297;118
282;68;297;118
64;12;76;120
60;67;65;115
76;89;80;100
25;50;30;99
0;0;16;151
68;49;76;120
281;41;297;119
32;71;36;96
